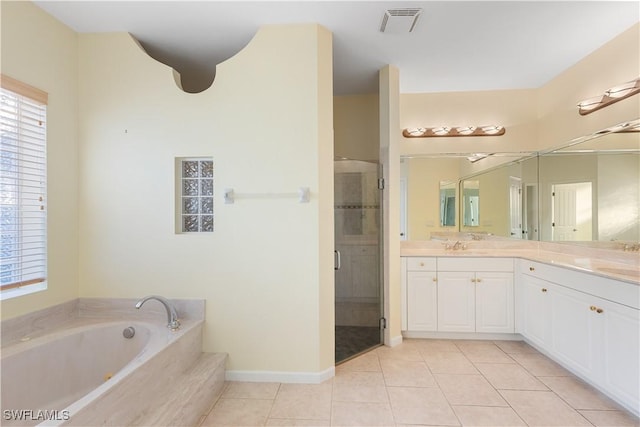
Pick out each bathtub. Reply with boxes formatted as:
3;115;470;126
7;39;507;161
1;317;203;426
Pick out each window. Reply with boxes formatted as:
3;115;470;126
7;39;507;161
0;75;48;298
178;158;213;233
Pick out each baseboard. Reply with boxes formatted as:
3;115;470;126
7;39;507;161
225;366;335;384
402;331;523;341
387;334;403;347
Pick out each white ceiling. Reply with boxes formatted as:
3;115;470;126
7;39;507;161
34;1;640;95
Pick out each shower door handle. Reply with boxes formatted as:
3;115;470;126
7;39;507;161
334;250;341;270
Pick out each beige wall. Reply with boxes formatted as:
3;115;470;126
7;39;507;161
0;1;79;319
75;26;334;374
400;89;538;156
538;23;640;150
334;94;379;161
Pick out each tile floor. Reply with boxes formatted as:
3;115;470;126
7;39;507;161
199;339;640;427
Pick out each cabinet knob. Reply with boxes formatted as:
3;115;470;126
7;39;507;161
432;277;437;282
471;278;476;283
419;262;424;267
529;267;535;271
476;278;482;283
541;288;548;293
590;305;597;311
596;308;603;314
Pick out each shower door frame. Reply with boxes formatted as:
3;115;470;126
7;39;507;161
333;160;384;364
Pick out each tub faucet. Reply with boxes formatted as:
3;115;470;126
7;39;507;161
135;295;181;331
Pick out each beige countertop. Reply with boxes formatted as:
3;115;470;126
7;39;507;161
401;240;640;285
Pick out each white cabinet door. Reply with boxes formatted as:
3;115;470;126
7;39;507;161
550;283;596;378
599;298;640;411
438;271;475;332
476;272;514;333
407;271;438;331
520;274;552;349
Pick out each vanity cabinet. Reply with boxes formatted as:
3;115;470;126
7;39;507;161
517;260;640;414
406;257;437;331
438;258;514;333
402;257;514;334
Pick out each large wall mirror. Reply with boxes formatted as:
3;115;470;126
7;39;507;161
538;121;639;243
401;118;640;244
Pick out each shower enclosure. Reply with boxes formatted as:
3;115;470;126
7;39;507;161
334;160;383;363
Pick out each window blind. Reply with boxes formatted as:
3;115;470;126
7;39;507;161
0;79;47;291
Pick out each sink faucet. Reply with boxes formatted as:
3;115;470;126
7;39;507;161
444;240;467;250
135;295;181;331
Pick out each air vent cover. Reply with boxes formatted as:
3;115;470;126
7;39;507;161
380;8;422;33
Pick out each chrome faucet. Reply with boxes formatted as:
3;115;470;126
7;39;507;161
444;240;467;250
135;295;181;331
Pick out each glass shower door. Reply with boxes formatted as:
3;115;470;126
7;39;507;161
334;160;383;363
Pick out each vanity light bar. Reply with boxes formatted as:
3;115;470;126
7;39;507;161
403;125;506;138
578;77;640;116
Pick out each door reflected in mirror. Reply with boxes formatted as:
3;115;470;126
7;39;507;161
462;180;480;227
439;181;456;227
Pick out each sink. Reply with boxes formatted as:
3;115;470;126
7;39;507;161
596;267;639;277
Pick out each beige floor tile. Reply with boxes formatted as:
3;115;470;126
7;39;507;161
265;418;330;426
275;382;333;400
474;363;548;390
333;371;389;403
452;405;527;426
413;339;463;354
578;410;640;427
456;343;515;364
331;401;395;426
332;382;389;403
269;398;332;421
434;374;508;406
500;390;592;426
493;340;539;354
380;358;437;387
201;398;273;426
270;383;333;420
334;370;386;386
422;352;479;375
336;351;381;373
509;352;572;377
376;343;423;361
539;376;621;410
222;381;281;399
387;386;460;426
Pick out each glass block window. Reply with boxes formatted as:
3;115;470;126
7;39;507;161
180;159;213;232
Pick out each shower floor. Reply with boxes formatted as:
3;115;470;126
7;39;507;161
335;325;381;364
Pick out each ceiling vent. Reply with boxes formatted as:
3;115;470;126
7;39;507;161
380;8;422;33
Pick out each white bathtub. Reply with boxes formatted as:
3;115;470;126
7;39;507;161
1;318;203;426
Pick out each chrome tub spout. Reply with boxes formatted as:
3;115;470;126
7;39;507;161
135;295;181;331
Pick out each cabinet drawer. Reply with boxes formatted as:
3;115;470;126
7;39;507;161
518;259;640;309
406;257;437;271
438;257;513;272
